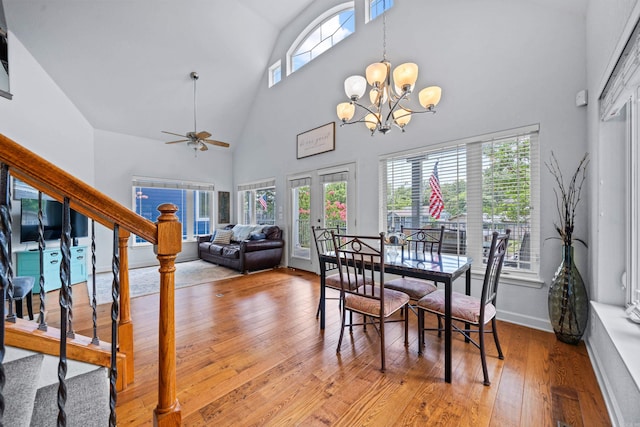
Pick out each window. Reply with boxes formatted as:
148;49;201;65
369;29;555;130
238;179;276;225
132;177;214;244
368;0;393;22
268;60;281;87
380;125;540;279
600;20;640;306
287;3;355;75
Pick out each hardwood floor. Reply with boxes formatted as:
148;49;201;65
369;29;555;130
57;268;609;426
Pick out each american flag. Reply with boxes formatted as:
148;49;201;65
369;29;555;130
429;161;444;219
258;194;268;211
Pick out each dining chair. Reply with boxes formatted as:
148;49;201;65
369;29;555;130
5;276;35;320
385;226;445;317
332;232;410;372
311;225;342;318
416;229;510;386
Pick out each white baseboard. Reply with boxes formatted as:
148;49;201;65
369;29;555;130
496;308;553;332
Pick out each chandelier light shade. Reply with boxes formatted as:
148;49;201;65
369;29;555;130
335;12;442;135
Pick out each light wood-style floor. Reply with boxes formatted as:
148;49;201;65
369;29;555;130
56;267;609;426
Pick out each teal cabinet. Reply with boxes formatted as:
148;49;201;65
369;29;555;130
15;246;87;293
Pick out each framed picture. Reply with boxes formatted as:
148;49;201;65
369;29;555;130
218;191;230;224
296;122;335;159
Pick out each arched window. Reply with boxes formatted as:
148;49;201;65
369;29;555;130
287;2;355;76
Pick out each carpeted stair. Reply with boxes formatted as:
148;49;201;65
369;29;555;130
3;346;110;426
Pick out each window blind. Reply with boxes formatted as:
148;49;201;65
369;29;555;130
380;125;539;276
237;178;276;191
132;177;214;191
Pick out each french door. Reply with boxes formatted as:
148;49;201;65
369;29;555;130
287;163;356;272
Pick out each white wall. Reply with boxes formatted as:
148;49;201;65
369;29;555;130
0;32;94;255
93;129;233;270
235;0;588;329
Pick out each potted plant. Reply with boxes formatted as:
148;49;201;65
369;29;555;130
546;151;589;344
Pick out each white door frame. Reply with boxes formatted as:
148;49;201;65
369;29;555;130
286;162;357;273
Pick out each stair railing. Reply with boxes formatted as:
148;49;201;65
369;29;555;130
0;133;183;426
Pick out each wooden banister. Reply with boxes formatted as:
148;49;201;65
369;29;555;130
0;134;157;242
1;133;183;424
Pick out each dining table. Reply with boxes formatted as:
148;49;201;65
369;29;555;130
318;248;473;383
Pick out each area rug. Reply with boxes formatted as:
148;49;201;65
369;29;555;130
86;260;241;305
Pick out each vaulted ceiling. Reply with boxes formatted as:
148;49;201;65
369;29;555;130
3;0;316;149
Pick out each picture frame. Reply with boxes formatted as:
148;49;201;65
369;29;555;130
296;122;335;159
218;191;230;224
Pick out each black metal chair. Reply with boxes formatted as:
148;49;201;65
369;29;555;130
385;226;444;315
311;225;342;318
6;276;35;320
332;232;410;372
416;229;510;386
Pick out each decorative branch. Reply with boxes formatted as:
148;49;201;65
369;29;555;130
545;151;589;247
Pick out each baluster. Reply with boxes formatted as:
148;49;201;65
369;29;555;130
63;198;75;339
109;224;120;427
57;196;72;427
0;163;10;422
37;191;47;331
1;165;15;323
90;220;99;345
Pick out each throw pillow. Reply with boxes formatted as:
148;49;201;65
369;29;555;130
231;224;255;242
249;232;266;240
211;229;232;244
209;230;217;242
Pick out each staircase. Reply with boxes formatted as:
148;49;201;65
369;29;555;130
0;133;184;426
4;346;109;426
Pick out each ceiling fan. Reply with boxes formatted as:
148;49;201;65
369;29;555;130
162;71;230;152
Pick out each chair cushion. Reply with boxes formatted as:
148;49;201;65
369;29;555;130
385;277;437;300
6;276;35;299
345;286;410;317
417;289;496;324
325;273;373;291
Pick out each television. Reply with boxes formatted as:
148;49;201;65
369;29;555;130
20;198;89;243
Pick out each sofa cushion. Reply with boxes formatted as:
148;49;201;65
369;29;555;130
212;229;233;244
207;244;225;255
222;246;240;259
244;239;284;252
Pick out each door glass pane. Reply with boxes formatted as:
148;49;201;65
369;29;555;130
292;184;311;259
323;181;347;231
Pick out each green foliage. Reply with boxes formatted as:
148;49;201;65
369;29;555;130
482;139;531;222
324;182;347;223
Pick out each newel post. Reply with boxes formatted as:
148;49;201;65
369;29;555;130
153;203;182;427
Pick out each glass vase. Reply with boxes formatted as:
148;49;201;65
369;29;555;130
548;245;589;344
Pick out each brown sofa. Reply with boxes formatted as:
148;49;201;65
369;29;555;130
197;224;284;273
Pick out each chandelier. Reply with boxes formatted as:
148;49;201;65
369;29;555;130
335;12;442;135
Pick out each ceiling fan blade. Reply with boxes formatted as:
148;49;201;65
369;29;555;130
199;143;209;151
203;139;230;148
165;139;190;144
196;131;212;139
162;130;189;138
